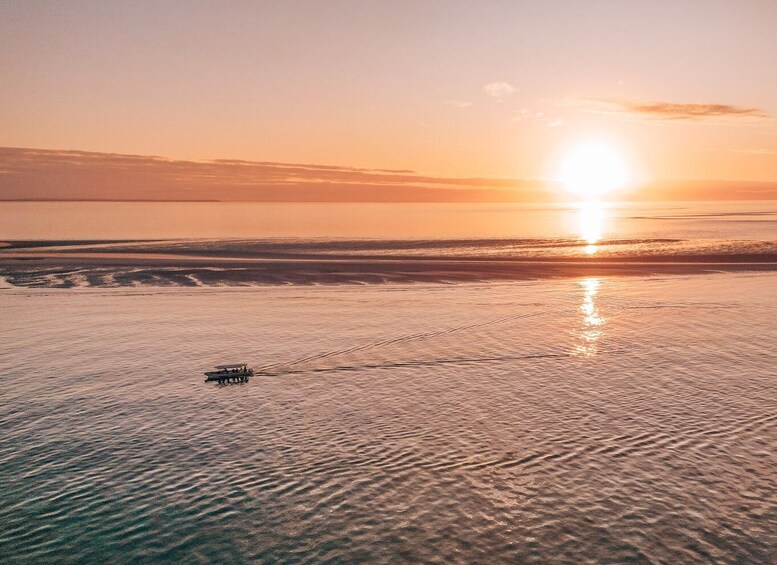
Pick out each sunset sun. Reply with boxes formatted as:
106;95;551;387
559;142;630;199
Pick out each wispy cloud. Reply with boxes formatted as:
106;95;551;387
579;97;770;121
512;108;544;121
483;82;515;99
733;147;777;155
511;108;564;128
0;147;548;203
3;148;777;202
444;99;472;108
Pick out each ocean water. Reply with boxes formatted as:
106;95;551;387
2;200;777;241
2;200;777;562
2;274;777;563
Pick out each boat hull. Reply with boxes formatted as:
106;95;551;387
204;370;254;382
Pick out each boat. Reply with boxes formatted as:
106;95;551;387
204;363;254;383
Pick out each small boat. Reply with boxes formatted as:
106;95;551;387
205;363;254;383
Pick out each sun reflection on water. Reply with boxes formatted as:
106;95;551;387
577;200;606;255
576;277;604;356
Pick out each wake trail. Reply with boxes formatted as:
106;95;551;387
256;308;559;373
261;352;571;376
257;343;635;378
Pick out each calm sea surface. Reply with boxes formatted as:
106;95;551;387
2;202;777;563
2;200;777;240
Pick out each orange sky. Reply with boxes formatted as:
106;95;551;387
2;1;777;201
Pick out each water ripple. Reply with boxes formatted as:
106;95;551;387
1;275;777;562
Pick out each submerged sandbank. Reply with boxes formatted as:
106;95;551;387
2;239;777;287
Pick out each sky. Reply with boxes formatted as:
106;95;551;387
2;1;777;201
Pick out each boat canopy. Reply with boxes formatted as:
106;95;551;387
214;363;247;369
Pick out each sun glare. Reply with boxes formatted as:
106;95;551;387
559;142;630;198
578;200;604;245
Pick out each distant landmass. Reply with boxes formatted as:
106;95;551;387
1;147;776;202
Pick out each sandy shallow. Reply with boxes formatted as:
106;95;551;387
2;239;777;287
